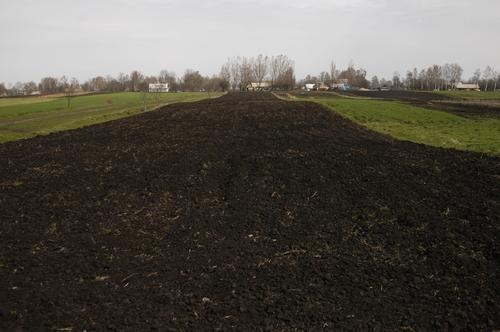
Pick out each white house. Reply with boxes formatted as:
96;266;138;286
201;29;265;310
149;83;169;93
247;81;271;91
304;83;316;91
455;82;480;91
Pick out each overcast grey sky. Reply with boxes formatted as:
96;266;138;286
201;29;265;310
1;0;499;84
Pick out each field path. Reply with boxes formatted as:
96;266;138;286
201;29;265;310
1;93;499;330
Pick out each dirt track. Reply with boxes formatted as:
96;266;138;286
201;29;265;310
1;93;499;331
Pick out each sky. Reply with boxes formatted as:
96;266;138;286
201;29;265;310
1;0;499;84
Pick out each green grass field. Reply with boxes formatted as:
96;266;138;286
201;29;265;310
281;94;500;155
435;90;500;100
0;92;223;143
0;95;60;107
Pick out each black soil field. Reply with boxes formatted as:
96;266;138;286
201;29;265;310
426;101;500;118
1;93;499;331
342;90;451;102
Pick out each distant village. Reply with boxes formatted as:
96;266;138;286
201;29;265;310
1;57;497;97
298;81;479;92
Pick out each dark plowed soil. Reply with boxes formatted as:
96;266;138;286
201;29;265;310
425;101;500;118
342;90;451;102
1;93;499;331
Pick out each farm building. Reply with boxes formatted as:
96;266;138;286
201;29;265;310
304;83;316;91
331;79;350;91
247;82;271;91
455;82;480;91
316;82;329;91
13;89;40;96
149;83;169;93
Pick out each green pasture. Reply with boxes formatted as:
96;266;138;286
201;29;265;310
281;93;500;155
0;92;222;143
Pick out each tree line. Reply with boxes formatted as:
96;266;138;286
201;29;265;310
301;62;499;91
1;59;499;96
0;54;295;96
370;64;499;91
219;55;295;90
0;69;229;97
298;61;370;88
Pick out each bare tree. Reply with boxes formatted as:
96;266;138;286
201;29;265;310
449;64;463;88
117;73;129;91
252;54;269;86
158;70;177;91
472;69;481;84
158;70;169;84
442;64;452;90
483;66;494;91
330;61;338;85
319;71;331;84
281;67;295;90
338;61;357;86
130;70;143;92
426;65;442;90
269;55;294;90
13;82;24;95
219;63;231;91
405;64;462;91
240;57;253;90
65;78;79;108
270;55;287;89
0;83;7;96
23;81;38;95
405;71;413;90
182;69;204;91
337;63;369;88
86;76;107;92
418;69;426;89
393;72;401;89
270;55;283;89
203;75;226;93
229;58;241;91
412;68;418;90
58;76;69;94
